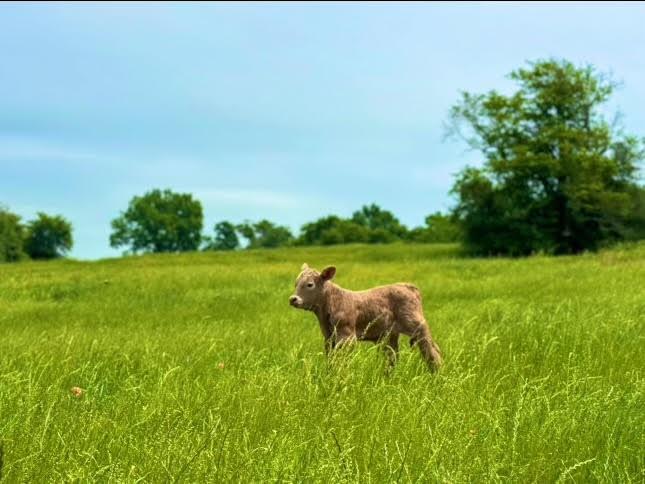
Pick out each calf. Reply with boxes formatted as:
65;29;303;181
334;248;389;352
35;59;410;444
289;263;442;371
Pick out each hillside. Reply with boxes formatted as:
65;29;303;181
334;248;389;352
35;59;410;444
0;243;643;481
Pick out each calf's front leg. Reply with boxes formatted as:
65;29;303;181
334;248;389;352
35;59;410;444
318;319;333;355
383;332;399;367
330;321;357;351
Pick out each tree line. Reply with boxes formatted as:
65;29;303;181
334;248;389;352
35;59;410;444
2;58;643;262
107;191;461;254
0;196;460;262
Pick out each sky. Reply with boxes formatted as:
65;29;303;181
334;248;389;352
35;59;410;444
1;1;644;259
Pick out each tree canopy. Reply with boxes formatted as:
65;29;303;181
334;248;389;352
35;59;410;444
0;207;26;262
24;212;73;260
351;204;408;240
298;215;368;246
298;205;409;246
110;189;204;254
448;59;644;255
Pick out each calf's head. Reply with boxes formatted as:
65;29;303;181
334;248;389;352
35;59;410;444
289;263;336;311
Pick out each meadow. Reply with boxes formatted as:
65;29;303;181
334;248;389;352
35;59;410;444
0;243;643;482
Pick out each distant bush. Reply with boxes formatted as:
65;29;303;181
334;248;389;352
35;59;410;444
24;212;73;260
406;212;462;243
297;204;409;246
0;207;27;262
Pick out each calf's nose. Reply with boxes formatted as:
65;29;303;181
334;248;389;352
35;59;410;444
289;295;298;305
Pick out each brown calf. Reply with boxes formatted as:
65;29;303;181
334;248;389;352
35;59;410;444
289;264;442;371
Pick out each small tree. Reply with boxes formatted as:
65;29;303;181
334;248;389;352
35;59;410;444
110;189;203;254
448;59;644;255
237;220;293;249
24;213;73;259
235;222;256;248
0;207;26;262
204;221;239;251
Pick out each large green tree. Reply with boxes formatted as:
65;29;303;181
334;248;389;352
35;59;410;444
0;206;26;262
110;189;204;254
448;59;644;255
24;212;73;259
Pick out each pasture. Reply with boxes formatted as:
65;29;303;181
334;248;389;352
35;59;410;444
0;243;643;482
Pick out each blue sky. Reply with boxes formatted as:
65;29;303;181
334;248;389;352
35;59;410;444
1;2;644;259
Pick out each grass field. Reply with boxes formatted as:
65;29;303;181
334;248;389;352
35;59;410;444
0;243;643;482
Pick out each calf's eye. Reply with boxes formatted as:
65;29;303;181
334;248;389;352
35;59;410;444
307;282;315;289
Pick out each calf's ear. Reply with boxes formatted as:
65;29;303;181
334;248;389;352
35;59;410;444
320;266;336;281
301;263;309;271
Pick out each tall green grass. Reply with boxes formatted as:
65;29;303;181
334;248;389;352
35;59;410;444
0;243;643;482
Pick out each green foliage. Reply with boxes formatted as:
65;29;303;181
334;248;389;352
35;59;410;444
321;219;370;245
203;221;239;251
298;215;344;245
298;215;369;246
0;206;26;262
351;203;408;239
623;185;645;241
23;212;73;260
109;189;204;254
237;219;294;248
0;243;643;481
448;59;644;255
407;212;462;243
298;205;407;246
